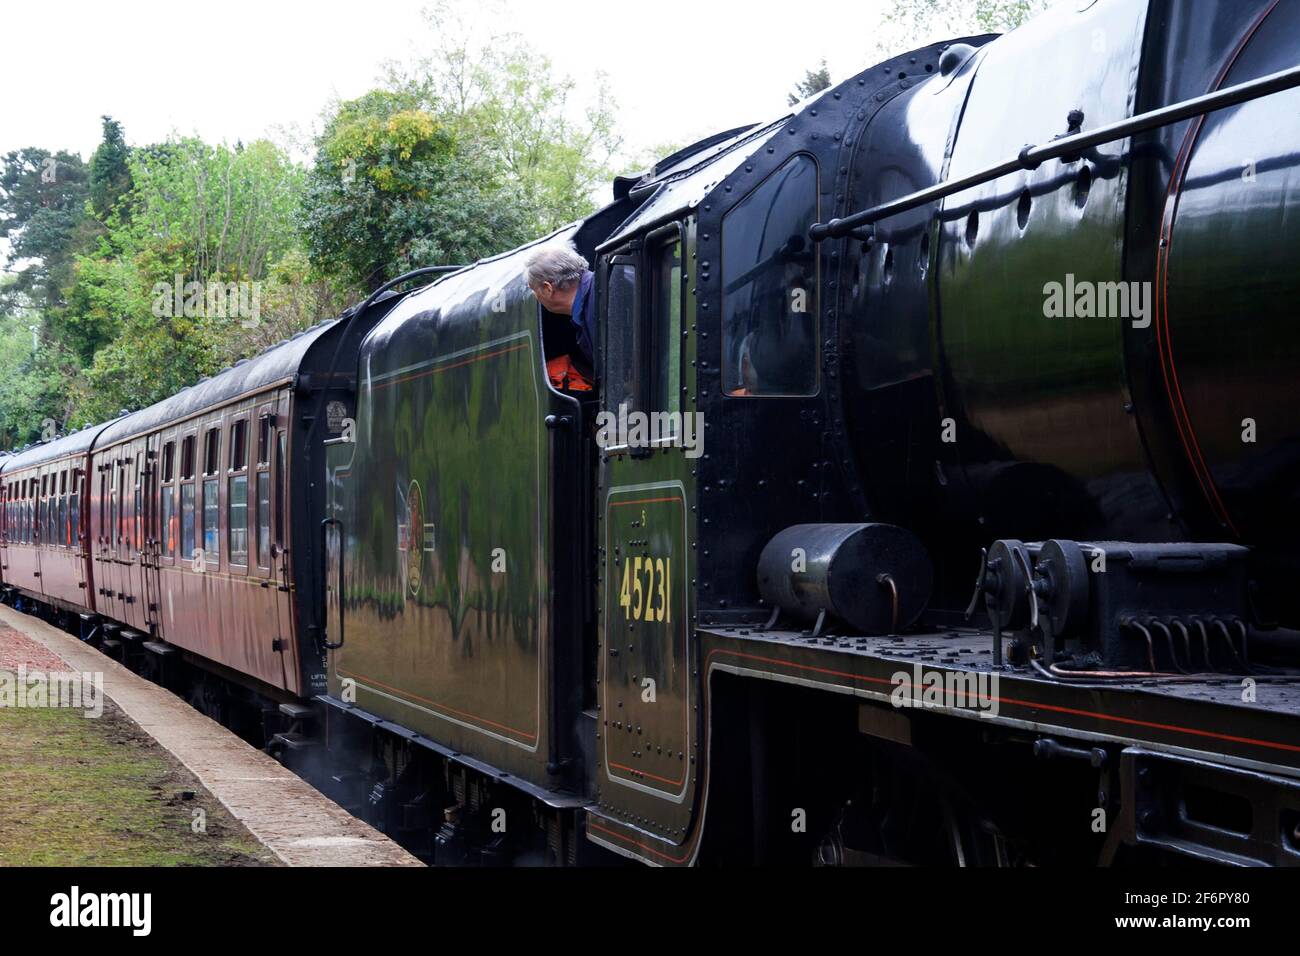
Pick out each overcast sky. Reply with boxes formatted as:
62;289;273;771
2;0;961;171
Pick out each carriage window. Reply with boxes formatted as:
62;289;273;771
275;431;286;547
228;475;248;567
202;427;220;564
180;436;195;481
650;234;683;421
228;424;247;565
255;411;273;569
181;484;196;560
604;260;638;414
229;419;247;471
111;470;121;548
179;435;196;562
159;442;174;558
161;485;175;559
203;428;220;476
203;477;219;564
256;471;271;568
134;454;143;554
228;420;249;567
257;414;272;466
69;473;79;549
59;470;68;547
722;153;819;396
119;464;129;549
96;474;105;550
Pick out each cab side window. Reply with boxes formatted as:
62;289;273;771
649;232;684;420
721;153;819;397
604;259;638;416
602;226;686;433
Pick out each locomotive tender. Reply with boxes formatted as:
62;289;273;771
6;0;1300;866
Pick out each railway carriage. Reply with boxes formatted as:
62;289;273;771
2;298;401;721
1;429;100;616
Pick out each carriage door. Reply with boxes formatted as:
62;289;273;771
141;437;162;634
119;451;140;627
69;465;86;597
95;459;119;621
271;397;293;664
597;221;696;827
1;481;10;586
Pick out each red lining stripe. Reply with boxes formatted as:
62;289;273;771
1153;0;1280;536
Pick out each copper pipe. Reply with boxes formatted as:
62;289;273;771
876;573;899;635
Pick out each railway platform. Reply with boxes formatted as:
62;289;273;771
0;605;422;867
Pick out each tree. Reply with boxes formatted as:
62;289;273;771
789;60;833;106
0;304;78;449
89;116;133;222
0;148;90;314
874;0;1052;57
64;134;320;421
299;88;530;291
388;0;622;231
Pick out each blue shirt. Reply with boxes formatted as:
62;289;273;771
570;270;596;366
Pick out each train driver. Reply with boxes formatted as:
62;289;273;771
525;244;596;391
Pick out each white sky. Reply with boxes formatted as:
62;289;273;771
0;0;960;172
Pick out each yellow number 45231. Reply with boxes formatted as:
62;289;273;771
619;555;671;624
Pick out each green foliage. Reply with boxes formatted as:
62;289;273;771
119;137;304;282
0;148;91;313
299;88;528;290
0;308;77;449
55;254;147;366
789;60;833;107
875;0;1052;56
88;116;132;222
392;1;622;232
55;134;320;423
73;311;220;425
972;0;1052;31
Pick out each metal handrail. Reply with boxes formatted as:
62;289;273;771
809;62;1300;242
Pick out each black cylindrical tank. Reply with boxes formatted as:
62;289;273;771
757;523;933;634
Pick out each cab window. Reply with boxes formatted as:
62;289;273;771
721;153;819;396
604;259;638;415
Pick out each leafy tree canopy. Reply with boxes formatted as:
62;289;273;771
789;60;833;106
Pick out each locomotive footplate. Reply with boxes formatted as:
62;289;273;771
696;626;1300;779
583;624;1300;865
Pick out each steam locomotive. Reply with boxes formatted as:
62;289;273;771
5;0;1300;866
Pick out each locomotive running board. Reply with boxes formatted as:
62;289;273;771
316;695;590;810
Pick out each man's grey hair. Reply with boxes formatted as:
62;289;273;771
524;244;589;290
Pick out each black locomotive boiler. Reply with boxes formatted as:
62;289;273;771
7;0;1300;867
